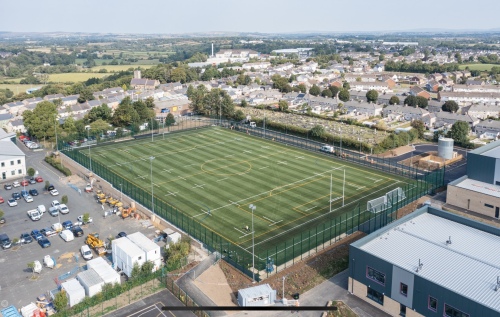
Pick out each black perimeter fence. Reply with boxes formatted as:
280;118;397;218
61;117;444;281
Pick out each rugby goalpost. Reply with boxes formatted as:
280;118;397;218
367;187;406;213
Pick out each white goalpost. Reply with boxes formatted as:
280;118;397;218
367;187;406;213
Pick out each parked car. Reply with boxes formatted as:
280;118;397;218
20;180;29;186
24;195;33;203
0;217;5;224
47;185;55;191
4;184;12;190
72;226;84;237
0;196;4;204
59;204;69;214
40;227;57;238
116;232;127;238
31;230;43;241
20;233;33;244
7;198;17;207
12;181;20;188
21;190;29;197
0;234;12;249
28;178;36;184
29;189;39;196
51;200;60;208
80;245;93;260
62;220;73;230
12;192;21;200
77;215;92;224
48;207;59;217
50;189;59;196
38;237;51;248
35;176;43;183
60;230;74;242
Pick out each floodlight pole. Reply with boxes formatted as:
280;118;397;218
329;173;332;213
249;204;256;283
119;183;123;201
282;276;286;302
150;156;155;214
342;169;345;206
151;117;154;142
86;127;92;172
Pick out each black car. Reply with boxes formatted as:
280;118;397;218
47;185;55;191
28;178;36;184
116;232;127;238
29;189;39;196
12;192;21;200
72;226;84;237
4;184;12;190
20;233;33;244
0;234;12;249
38;237;51;248
62;220;73;230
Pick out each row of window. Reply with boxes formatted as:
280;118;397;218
366;267;469;317
0;160;22;167
1;170;23;178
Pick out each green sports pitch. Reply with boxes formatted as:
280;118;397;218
82;127;416;253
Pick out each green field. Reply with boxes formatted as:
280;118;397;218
459;63;498;71
0;83;39;93
48;73;109;82
89;64;154;72
80;127;417;256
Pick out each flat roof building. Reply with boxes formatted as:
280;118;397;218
349;205;500;317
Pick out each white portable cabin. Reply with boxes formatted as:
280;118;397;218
86;257;121;285
237;284;277;307
126;232;162;272
167;232;181;245
77;269;105;297
20;303;38;317
61;278;85;307
112;237;146;277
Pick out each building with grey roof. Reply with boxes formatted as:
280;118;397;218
0;138;26;181
349;205;500;317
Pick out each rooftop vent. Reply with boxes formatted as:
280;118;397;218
495;276;500;292
446;236;452;245
415;259;424;273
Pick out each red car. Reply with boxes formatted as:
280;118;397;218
35;176;44;183
20;180;29;186
0;196;4;203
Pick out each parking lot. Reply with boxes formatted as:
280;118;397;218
0;147;159;309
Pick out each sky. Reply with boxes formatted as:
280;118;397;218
1;0;500;34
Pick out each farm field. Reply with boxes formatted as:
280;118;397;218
459;63;497;71
89;64;155;72
0;83;39;93
48;72;109;82
76;127;420;254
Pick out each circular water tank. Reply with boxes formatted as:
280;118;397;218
438;137;454;160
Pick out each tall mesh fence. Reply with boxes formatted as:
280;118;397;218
61;118;444;281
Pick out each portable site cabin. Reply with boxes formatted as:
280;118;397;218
126;232;161;272
112;237;145;277
77;269;105;297
2;306;22;317
167;232;181;245
86;257;121;285
60;279;85;307
237;284;276;307
19;303;37;317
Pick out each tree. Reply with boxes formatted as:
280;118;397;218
85;104;112;123
61;195;68;204
170;67;187;83
389;96;400;105
321;89;333;98
77;88;94;103
27;167;36;177
411;120;426;139
343;82;350;90
329;85;340;98
62;116;77;136
53;289;68;312
366;90;379;103
309;84;321;96
271;75;292;93
240;100;248;108
442;100;459;113
338;89;350;102
278;100;289;112
416;96;428;108
165;113;176;127
404;95;418;107
90;119;111;133
112;97;140;127
233;109;245;121
449;121;470;146
310;125;326;138
23;101;58;141
296;84;307;93
133;100;155;122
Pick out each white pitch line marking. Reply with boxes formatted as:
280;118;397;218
259;166;269;170
305;206;317;212
225;154;234;158
192;184;205;189
165;191;178;197
216;177;228;182
229;200;240;206
234;227;246;235
178;176;186;180
269;220;283;226
374;179;383;183
243;150;252;154
161;169;173;173
277;161;287;165
262;216;274;222
261;146;270;149
295;156;304;159
137;175;146;179
185;163;196;167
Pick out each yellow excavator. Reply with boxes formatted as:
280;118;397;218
121;202;136;219
85;233;106;256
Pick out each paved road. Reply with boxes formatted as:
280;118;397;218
0;146;158;309
105;289;195;317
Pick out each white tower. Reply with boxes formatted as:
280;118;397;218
211;43;214;57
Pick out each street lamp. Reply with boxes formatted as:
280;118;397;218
150;156;155;214
119;183;123;201
249;204;256;283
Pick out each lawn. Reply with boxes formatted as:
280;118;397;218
74;127;420;266
88;64;154;72
459;63;498;71
48;73;109;83
0;83;40;93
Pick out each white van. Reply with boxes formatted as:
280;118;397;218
59;229;74;242
249;122;257;128
80;245;93;260
320;145;334;153
37;205;46;214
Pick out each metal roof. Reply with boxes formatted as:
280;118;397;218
238;284;274;299
469;139;500;156
0;140;25;158
127;232;160;253
357;212;500;313
453;177;500;198
77;268;104;287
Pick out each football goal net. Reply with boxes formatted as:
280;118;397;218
367;187;406;213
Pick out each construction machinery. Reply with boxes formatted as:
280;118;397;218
121;202;136;219
107;197;119;206
85;233;106;256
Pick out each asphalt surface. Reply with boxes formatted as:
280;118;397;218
105;289;195;317
0;145;159;309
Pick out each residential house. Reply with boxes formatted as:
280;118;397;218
215;49;259;59
429;73;443;81
438;91;500;104
465;79;485;86
452;84;500;93
130;78;160;90
102;87;124;94
409;86;431;99
382;105;429;121
409;75;426;85
351;81;390;93
344;101;383;117
426;80;440;93
0;138;26;181
466;104;500;119
3;101;25;115
0;113;13;129
61;95;79;107
344;74;377;83
5;118;26;133
159;82;183;92
22;97;43;105
474;120;500;139
439;77;454;87
242;62;271;70
44;94;64;101
434;112;479;128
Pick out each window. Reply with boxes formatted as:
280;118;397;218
367;266;386;285
17;159;21;164
400;283;408;297
10;161;14;166
485;203;494;208
444;304;469;317
400;304;406;317
1;162;4;167
367;287;384;305
18;169;22;174
428;296;437;312
11;170;15;176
